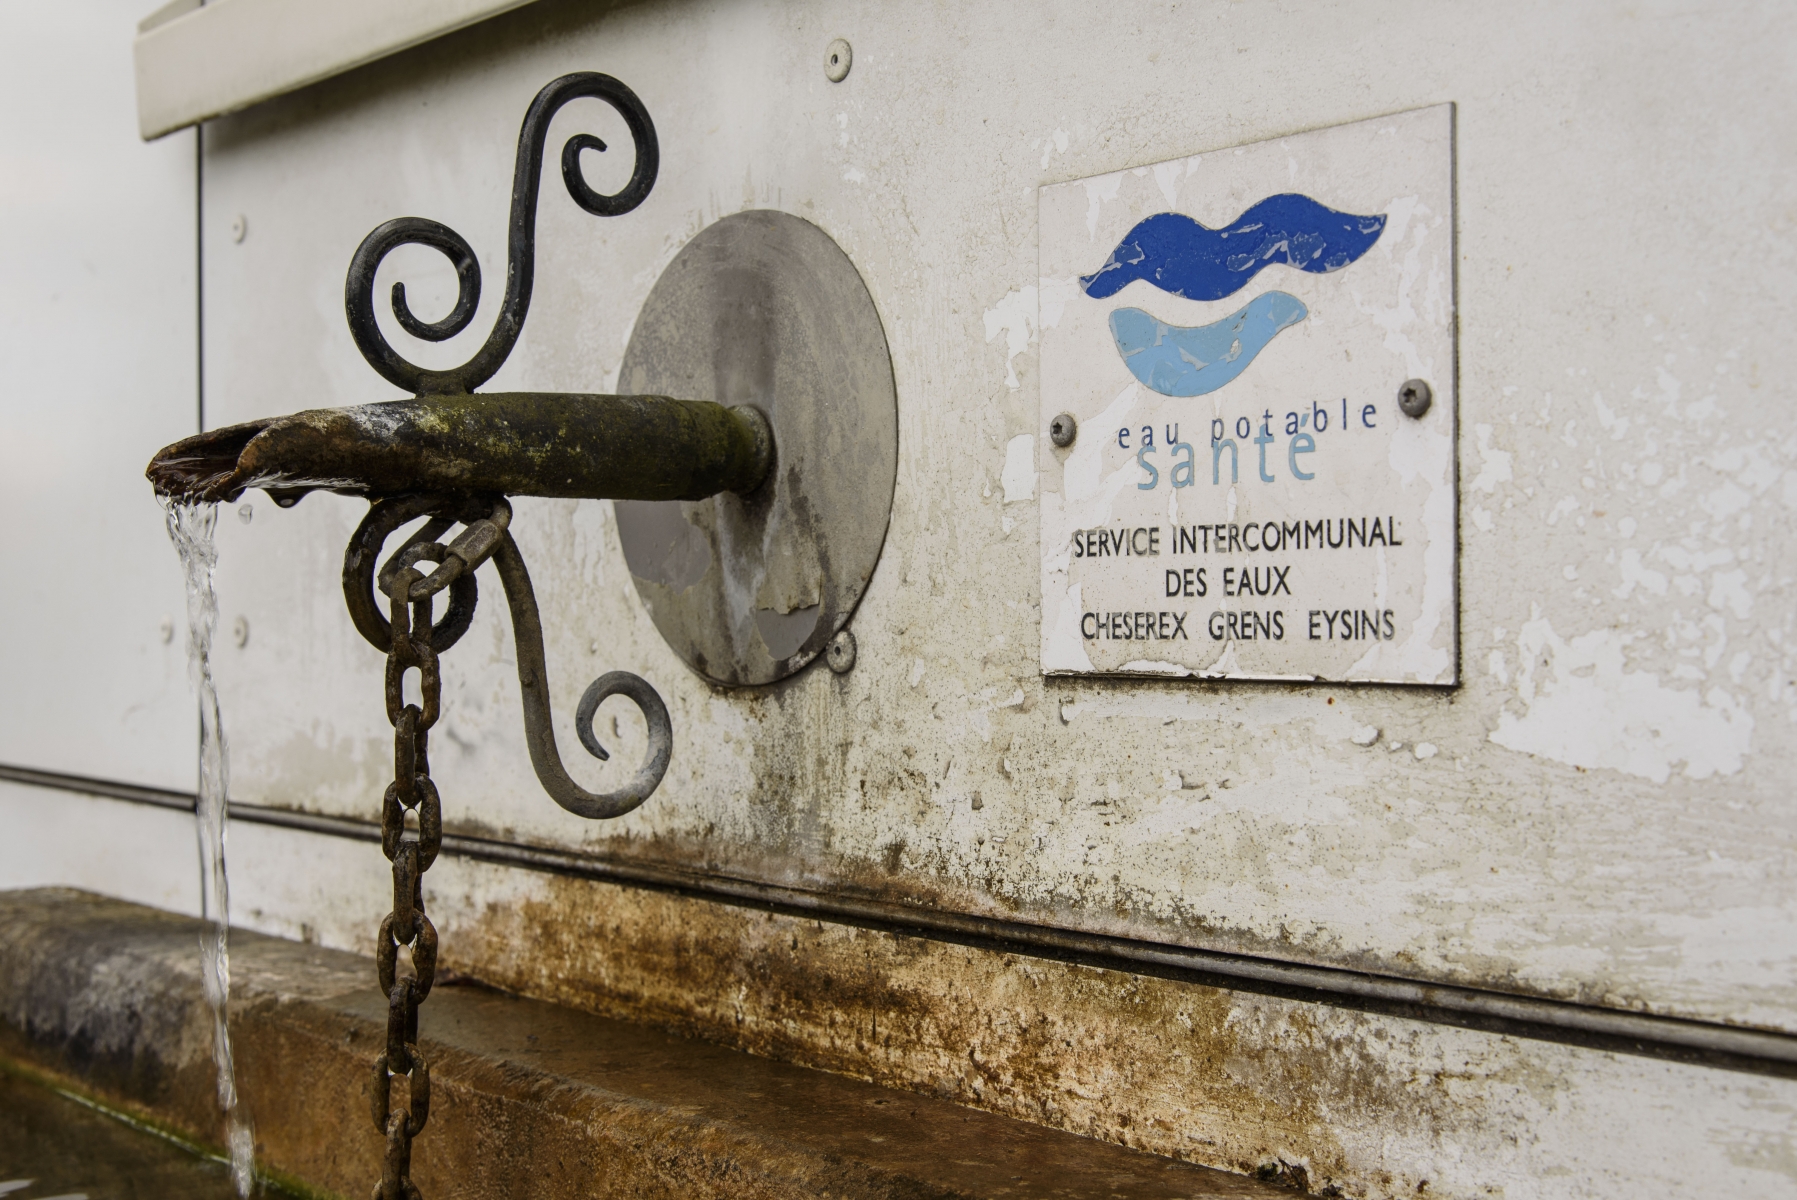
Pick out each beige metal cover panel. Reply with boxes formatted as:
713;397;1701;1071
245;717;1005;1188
132;0;539;140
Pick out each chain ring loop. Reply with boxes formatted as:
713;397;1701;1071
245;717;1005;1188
345;496;485;655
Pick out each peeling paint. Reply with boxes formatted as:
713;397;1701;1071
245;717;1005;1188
984;286;1038;390
1490;610;1754;782
1001;433;1036;503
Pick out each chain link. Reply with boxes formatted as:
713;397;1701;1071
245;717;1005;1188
350;492;670;1194
365;501;506;1200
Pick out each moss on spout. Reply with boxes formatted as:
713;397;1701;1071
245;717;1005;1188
146;392;772;505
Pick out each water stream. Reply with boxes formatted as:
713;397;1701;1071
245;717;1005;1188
163;499;255;1198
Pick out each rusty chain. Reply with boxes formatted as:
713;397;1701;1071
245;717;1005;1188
365;498;509;1200
347;491;671;1196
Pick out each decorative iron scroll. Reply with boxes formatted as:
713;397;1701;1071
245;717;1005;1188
338;74;666;1200
344;72;659;395
342;494;673;820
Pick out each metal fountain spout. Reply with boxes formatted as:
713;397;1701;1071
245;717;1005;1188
144;391;771;509
145;71;770;826
143;67;900;1196
142;72;796;1200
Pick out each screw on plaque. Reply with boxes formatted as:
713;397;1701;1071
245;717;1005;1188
1049;413;1078;447
1398;379;1433;418
826;629;857;673
825;38;852;82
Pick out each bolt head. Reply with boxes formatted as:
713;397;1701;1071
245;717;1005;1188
824;38;852;82
1049;412;1078;448
1398;378;1433;418
825;628;857;673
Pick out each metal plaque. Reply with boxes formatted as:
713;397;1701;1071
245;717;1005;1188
616;210;898;687
1038;105;1457;684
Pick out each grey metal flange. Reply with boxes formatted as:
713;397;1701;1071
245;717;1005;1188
615;210;897;686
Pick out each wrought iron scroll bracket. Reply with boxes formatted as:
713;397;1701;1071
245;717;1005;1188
344;71;659;396
344;495;673;819
340;72;672;818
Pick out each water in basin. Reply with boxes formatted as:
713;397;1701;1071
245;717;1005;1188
0;1071;292;1199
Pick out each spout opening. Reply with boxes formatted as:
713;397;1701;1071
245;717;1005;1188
145;419;277;503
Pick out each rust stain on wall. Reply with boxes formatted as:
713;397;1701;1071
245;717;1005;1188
444;873;1559;1196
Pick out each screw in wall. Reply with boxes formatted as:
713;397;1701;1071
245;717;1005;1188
826;629;857;673
1049;412;1078;447
1398;379;1432;418
825;38;852;82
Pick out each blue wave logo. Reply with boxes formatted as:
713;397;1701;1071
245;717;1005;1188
1110;292;1308;398
1081;194;1386;301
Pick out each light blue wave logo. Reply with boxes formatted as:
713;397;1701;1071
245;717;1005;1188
1110;292;1308;398
1084;193;1385;397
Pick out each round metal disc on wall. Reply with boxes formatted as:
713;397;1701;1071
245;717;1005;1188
614;210;897;686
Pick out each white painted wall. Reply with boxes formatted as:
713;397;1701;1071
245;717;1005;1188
0;787;198;916
195;0;1797;1030
0;0;198;789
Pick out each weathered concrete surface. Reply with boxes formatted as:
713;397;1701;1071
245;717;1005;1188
433;863;1797;1198
0;888;1282;1199
13;790;1797;1196
189;0;1797;1042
